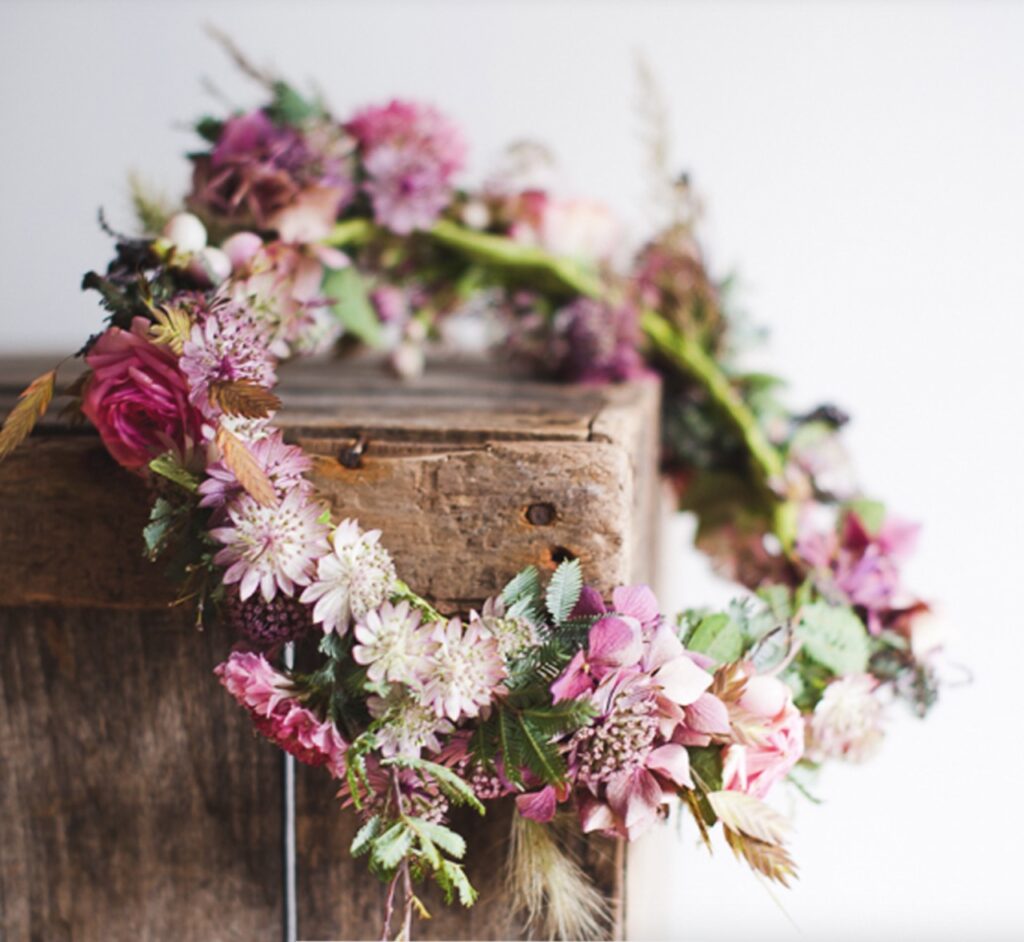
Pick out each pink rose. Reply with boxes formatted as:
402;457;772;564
722;674;804;800
82;316;203;471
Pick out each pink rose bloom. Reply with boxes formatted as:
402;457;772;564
722;674;804;800
82;316;203;471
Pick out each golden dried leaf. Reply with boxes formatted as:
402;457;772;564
215;424;278;507
148;305;193;353
209;380;282;419
708;791;792;846
0;369;56;462
723;826;798;887
682;788;713;852
712;661;748;706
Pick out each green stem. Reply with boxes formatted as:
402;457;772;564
323;217;376;247
640;308;797;552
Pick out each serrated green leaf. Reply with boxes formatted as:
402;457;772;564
380;756;484;814
370;821;414;871
350;815;382;857
142;497;187;561
686;612;744;664
501;565;541;611
797;602;870;676
408;817;466;860
545;558;583;624
322;266;383;347
438;860;478;907
517;715;567;785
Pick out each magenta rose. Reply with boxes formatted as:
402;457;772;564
82;316;203;471
721;674;804;800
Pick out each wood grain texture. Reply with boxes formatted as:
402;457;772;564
0;608;283;941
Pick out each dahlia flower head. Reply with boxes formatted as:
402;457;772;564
215;650;347;776
346;99;467;234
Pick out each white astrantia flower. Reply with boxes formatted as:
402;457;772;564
419;617;507;721
368;689;454;757
352;601;435;684
472;596;543;662
808;674;886;763
211;490;329;602
300;519;398;634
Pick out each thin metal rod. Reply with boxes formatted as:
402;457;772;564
283;642;298;942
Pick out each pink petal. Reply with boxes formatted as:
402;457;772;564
550;651;592;703
644;623;684;671
516;786;558;823
646;744;693;788
685;693;731;735
654;655;713;706
611;585;660;628
588;616;643;670
606;767;662;833
578;795;618;835
571;586;607;618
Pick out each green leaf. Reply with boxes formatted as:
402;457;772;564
688;745;724;826
844;498;886;535
408;818;466;860
686;612;743;664
149;452;200;493
142;497;188;561
350;815;382;857
322;266;384;347
370;821;414;871
517;715;568;785
519;699;597;736
266;80;322;125
545;558;583;625
797;602;870;675
501;565;541;612
438;860;478;907
380;756;484;814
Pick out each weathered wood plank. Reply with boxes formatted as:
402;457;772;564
0;608;283;941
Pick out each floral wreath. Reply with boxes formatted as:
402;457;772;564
0;53;944;941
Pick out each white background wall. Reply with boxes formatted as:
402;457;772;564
2;1;1022;940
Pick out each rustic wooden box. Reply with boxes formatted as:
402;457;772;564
0;356;661;942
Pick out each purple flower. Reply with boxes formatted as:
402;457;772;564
347;100;466;234
199;428;312;510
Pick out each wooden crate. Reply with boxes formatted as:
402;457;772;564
0;356;661;941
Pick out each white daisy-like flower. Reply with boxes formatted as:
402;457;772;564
368;689;454;757
419;617;507;721
300;519;398;634
808;674;886;763
211;490;329;602
472;596;543;662
352;601;435;684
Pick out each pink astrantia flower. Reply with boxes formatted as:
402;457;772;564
721;673;805;800
470;596;542;662
798;510;920;634
353;600;435;685
347;100;467;234
215;650;347;775
807;674;885;763
211;490;329;602
179;298;277;418
367;689;454;758
419;617;507;721
81;317;204;471
199;428;312;510
300;519;398;634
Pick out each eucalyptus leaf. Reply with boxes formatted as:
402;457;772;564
686;612;743;664
797;602;870;675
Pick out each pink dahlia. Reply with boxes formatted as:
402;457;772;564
211;489;329;602
82;316;204;471
199;428;312;509
419;617;507;721
215;650;347;775
300;519;398;634
721;674;804;800
178;298;277;418
352;600;435;685
347;100;466;234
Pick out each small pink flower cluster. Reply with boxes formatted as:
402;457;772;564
215;650;347;775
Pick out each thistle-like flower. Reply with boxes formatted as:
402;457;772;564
808;674;886;763
367;688;454;757
352;600;435;684
199;429;312;509
211;490;329;602
179;298;277;417
300;519;398;634
223;587;314;646
471;595;542;662
419;617;507;721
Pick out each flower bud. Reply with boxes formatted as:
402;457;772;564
161;212;208;253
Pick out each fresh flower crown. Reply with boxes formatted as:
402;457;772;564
0;60;943;940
